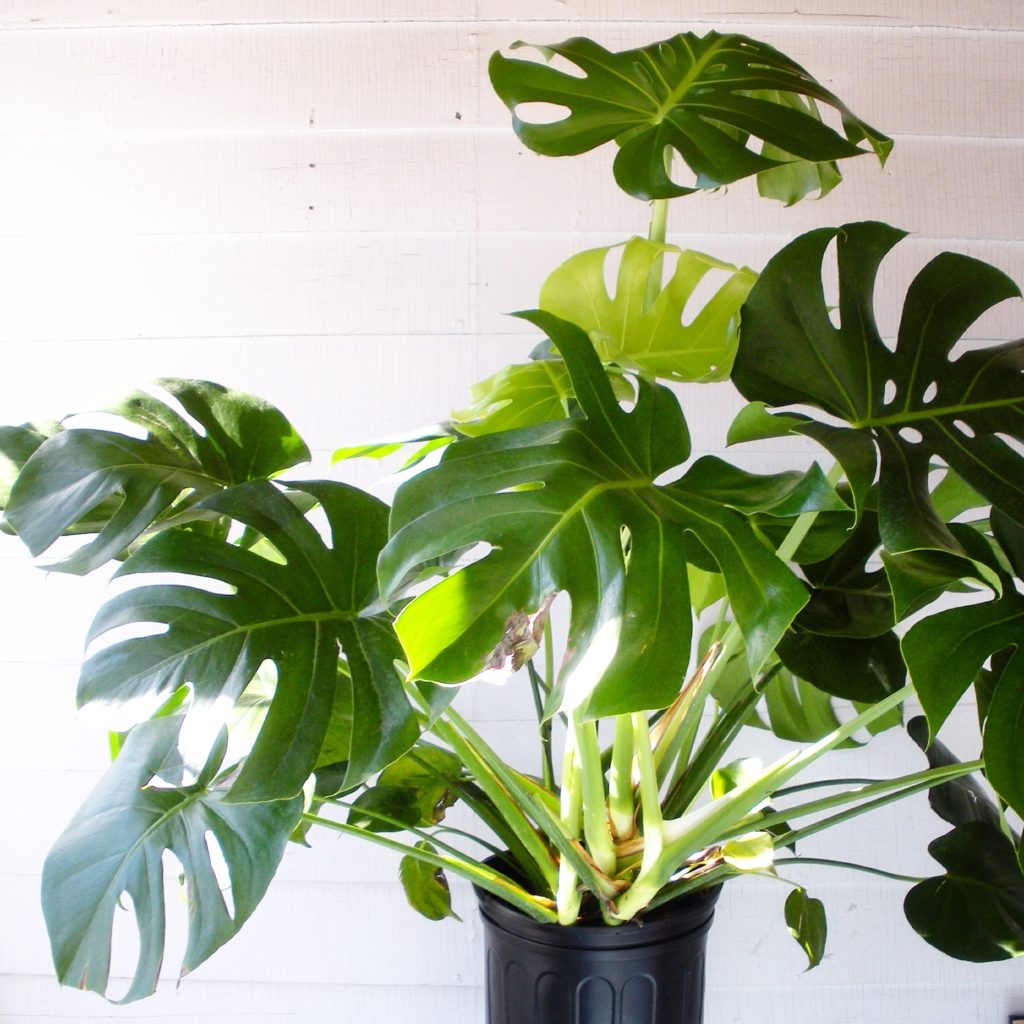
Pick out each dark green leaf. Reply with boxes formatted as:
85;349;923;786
905;822;1024;962
42;715;302;1002
5;380;310;574
785;887;828;969
906;716;1001;829
734;222;1024;555
776;629;904;703
399;842;460;921
489;33;890;201
380;311;807;718
79;480;417;802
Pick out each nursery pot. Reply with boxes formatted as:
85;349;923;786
474;877;721;1024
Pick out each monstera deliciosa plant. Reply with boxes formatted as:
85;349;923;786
3;29;1023;1004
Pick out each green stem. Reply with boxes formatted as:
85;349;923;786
302;812;557;923
774;856;925;885
527;660;555;790
608;715;636;840
572;710;618;876
556;725;583;923
736;760;983;840
632;712;664;875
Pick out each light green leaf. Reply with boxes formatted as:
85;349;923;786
721;830;775;872
380;311;807;718
489;33;890;201
785;887;828;969
42;715;302;1002
539;239;756;382
399;842;460;922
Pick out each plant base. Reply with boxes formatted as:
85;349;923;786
474;883;721;1024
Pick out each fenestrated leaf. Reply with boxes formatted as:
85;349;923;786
904;822;1024;962
79;480;418;802
757;90;842;205
5;380;310;574
379;311;807;718
785;887;828;970
42;715;303;1002
733;222;1024;555
0;421;56;507
399;842;460;922
489;33;890;201
538;239;757;382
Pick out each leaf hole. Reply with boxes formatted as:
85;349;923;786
203;830;235;920
680;263;738;328
921;381;938;404
512;101;572;126
620;524;632;568
141;382;210;439
995;431;1024;457
883;379;898;404
953;420;976;439
898;427;924;445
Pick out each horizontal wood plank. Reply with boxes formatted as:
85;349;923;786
0;234;1020;343
0;22;1019;137
2;132;1020;242
1;2;1019;30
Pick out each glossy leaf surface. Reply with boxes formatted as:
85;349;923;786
734;222;1024;553
380;312;807;717
5;380;310;574
785;887;828;970
539;239;757;382
905;823;1024;962
489;33;890;201
42;715;302;1001
80;480;417;801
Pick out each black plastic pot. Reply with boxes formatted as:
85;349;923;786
474;879;721;1024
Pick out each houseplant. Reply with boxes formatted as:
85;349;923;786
2;26;1023;1018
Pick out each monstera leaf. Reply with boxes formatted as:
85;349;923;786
4;380;310;574
734;222;1024;555
80;480;417;801
904;822;1024;962
903;590;1024;819
489;33;891;201
451;358;633;437
379;311;808;719
539;239;757;382
42;714;303;1002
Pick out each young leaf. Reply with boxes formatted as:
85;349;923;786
785;887;828;969
379;311;807;718
399;842;460;921
538;240;757;382
42;715;303;1002
489;33;890;201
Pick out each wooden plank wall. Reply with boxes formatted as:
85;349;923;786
0;3;1022;1021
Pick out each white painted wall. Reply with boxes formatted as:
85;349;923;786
0;3;1022;1022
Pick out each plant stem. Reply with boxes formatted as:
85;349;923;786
608;715;636;840
774;856;925;885
572;710;618;876
302;812;558;923
632;712;665;875
527;660;555;790
556;725;583;923
738;760;983;840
